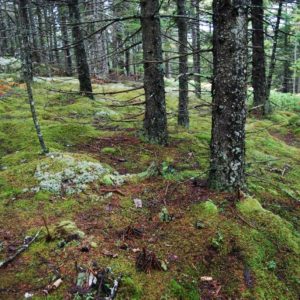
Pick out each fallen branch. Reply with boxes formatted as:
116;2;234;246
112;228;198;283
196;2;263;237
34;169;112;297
105;275;122;300
0;230;40;268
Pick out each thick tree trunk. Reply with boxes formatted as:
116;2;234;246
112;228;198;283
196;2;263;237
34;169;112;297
140;0;168;145
0;7;8;56
192;0;201;97
209;0;249;191
68;0;93;99
18;0;48;154
251;0;267;115
266;0;283;108
58;5;73;76
177;0;189;128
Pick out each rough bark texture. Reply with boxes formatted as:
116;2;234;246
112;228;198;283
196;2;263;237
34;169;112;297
251;0;267;115
18;0;33;81
209;0;249;191
18;0;48;154
140;0;168;145
192;0;201;97
177;0;189;128
68;0;93;99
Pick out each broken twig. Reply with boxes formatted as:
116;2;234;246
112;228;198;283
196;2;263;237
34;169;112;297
0;230;40;268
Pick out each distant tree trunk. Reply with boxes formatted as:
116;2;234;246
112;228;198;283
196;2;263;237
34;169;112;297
28;1;40;63
209;0;248;191
68;0;93;99
125;48;130;76
140;0;168;145
165;52;171;78
251;0;267;115
293;40;299;94
177;0;189;128
58;5;73;76
266;0;283;107
192;0;201;97
282;31;292;93
282;8;292;94
42;6;53;76
51;4;60;67
18;0;33;81
18;0;48;154
112;0;124;74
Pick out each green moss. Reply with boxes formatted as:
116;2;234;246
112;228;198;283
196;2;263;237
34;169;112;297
118;276;142;300
101;174;114;185
52;220;85;240
166;279;199;300
34;190;52;201
237;197;263;213
101;147;118;155
238;198;300;253
191;200;218;219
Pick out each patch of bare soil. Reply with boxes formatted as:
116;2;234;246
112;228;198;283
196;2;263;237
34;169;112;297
269;130;300;148
77;134;184;174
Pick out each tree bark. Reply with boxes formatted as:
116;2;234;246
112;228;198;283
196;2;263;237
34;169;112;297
28;1;40;63
251;0;267;115
209;0;249;191
177;0;189;128
140;0;168;145
68;0;93;99
192;0;201;97
18;0;48;154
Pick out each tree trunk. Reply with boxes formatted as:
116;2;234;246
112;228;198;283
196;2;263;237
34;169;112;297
18;0;48;154
68;0;93;99
28;1;40;63
140;0;168;145
266;0;283;108
282;31;292;93
58;5;73;76
18;0;33;81
192;0;201;97
51;4;60;67
177;0;189;128
251;0;267;115
125;48;130;76
209;0;249;191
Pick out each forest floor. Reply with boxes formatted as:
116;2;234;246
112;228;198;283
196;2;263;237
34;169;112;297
0;77;299;299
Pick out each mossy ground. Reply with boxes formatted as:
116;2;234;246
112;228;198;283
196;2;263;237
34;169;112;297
0;78;299;299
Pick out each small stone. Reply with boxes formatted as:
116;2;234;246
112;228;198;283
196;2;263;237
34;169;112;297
133;198;143;208
201;276;213;281
195;220;205;229
24;292;34;298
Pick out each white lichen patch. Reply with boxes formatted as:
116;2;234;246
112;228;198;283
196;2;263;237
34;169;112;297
34;152;125;194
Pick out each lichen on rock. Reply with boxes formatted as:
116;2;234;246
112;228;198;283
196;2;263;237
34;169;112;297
34;152;112;194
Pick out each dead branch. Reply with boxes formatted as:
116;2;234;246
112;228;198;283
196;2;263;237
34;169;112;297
0;230;40;268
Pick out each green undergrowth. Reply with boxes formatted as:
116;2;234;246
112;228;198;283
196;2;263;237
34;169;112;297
0;78;299;299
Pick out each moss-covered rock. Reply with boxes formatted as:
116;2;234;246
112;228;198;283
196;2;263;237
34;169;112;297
53;220;85;241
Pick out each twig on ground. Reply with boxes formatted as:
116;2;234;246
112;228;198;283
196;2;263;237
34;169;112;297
0;230;40;268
